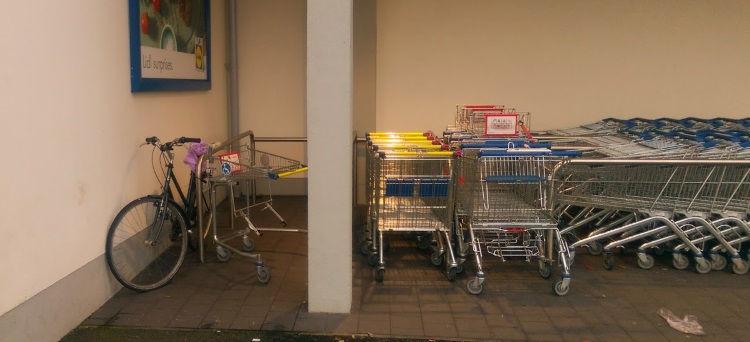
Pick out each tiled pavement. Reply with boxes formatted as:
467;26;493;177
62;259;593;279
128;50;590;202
83;196;750;341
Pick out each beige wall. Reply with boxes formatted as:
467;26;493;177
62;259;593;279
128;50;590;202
237;0;307;138
376;0;750;133
0;0;227;339
354;0;378;135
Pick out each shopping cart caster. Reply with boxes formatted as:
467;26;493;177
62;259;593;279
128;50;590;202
376;268;385;282
358;226;370;241
695;258;712;274
256;264;271;284
587;242;603;256
553;279;570;296
567;247;576;264
446;267;457;281
359;240;372;256
416;236;431;250
216;246;231;262
538;260;553;279
242;235;256;252
731;259;749;275
430;251;443;267
455;260;465;274
672;252;689;270
602;252;615;270
636;253;655;270
367;253;379;267
466;277;483;295
710;253;727;271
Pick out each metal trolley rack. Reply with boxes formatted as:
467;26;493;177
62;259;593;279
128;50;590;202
201;130;308;284
456;148;579;296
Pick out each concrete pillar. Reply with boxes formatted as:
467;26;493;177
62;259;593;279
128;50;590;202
306;0;353;313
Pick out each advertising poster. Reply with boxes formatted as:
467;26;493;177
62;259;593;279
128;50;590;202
130;0;210;92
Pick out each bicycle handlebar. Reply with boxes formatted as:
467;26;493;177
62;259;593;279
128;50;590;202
179;137;202;143
144;136;202;150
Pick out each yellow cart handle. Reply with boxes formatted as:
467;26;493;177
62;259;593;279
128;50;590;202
269;166;309;179
377;151;459;157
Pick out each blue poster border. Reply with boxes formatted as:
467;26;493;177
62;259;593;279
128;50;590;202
129;0;211;92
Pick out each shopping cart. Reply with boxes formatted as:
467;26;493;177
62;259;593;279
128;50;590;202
368;149;460;282
203;130;308;283
456;148;579;296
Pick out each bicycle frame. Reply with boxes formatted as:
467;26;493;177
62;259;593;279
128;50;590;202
157;145;210;250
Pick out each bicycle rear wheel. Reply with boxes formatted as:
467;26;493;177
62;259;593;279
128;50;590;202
106;196;188;291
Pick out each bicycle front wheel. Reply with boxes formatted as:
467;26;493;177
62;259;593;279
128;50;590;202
106;197;188;291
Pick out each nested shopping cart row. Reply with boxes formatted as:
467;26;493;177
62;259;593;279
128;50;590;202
361;127;580;296
554;158;750;275
544;116;750;276
361;132;460;282
363;112;750;296
539;117;750;159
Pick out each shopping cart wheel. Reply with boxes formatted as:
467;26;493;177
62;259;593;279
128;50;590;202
417;235;431;250
732;260;749;275
637;254;655;270
538;261;553;279
587;242;603;256
603;253;615;270
376;268;385;282
456;261;465;274
242;236;256;252
695;259;711;274
216;246;231;262
257;266;271;284
359;240;372;255
430;251;444;267
466;278;483;295
358;228;369;243
368;253;379;267
672;253;689;270
553;280;570;296
446;267;457;281
711;254;727;271
187;228;199;252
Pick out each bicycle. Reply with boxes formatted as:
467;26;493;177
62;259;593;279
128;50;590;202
105;136;211;291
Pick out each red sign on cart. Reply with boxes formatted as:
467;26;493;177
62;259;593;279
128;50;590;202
218;152;242;175
484;114;519;137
